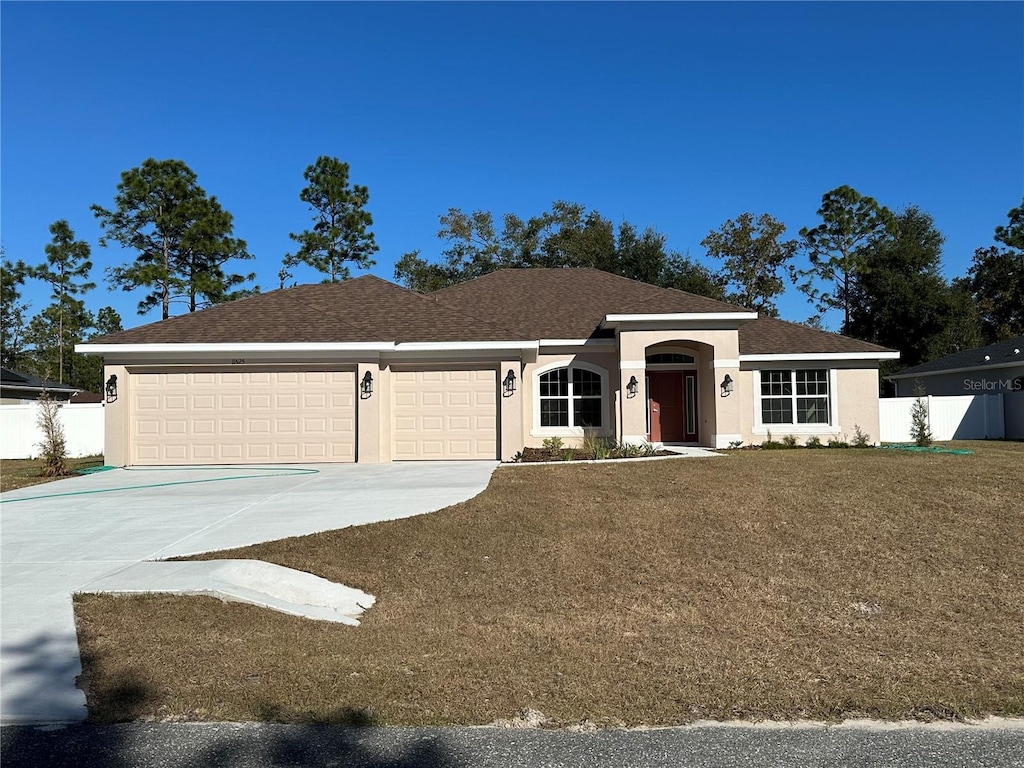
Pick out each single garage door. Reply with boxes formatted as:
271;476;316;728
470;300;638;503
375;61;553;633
130;368;355;465
392;369;497;460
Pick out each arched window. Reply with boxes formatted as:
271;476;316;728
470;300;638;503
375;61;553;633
538;365;604;428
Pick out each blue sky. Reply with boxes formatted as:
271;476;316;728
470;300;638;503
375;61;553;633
2;1;1021;331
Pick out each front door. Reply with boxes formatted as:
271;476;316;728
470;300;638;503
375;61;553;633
648;371;698;443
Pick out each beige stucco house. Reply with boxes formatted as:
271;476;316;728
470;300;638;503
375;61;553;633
77;269;899;465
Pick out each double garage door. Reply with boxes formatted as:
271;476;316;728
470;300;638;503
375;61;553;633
128;367;497;465
130;369;356;465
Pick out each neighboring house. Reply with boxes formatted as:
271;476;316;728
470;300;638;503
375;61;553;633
885;335;1024;440
77;269;898;466
0;367;80;404
887;336;1024;397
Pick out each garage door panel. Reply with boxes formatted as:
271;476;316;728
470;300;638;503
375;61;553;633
392;369;497;460
130;370;355;465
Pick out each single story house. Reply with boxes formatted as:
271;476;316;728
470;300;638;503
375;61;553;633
0;367;81;404
77;269;898;465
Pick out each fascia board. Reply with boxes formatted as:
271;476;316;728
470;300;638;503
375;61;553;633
604;312;758;325
739;351;901;362
538;338;616;348
76;342;397;356
887;359;1024;379
393;341;539;352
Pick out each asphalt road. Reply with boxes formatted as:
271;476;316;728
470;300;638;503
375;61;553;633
3;721;1023;768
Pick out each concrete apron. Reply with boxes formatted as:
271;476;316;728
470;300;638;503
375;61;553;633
0;461;498;724
82;560;376;625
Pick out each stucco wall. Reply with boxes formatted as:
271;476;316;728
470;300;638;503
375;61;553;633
618;330;740;448
102;364;129;466
522;350;618;448
738;363;881;447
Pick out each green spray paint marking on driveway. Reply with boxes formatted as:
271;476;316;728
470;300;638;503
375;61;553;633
0;467;320;504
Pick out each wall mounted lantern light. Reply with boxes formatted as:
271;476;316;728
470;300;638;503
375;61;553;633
626;375;639;398
104;374;118;403
361;371;374;398
503;368;517;397
720;373;734;397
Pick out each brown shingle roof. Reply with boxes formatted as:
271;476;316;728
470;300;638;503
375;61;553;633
431;268;750;339
92;276;518;344
88;269;896;357
738;316;895;356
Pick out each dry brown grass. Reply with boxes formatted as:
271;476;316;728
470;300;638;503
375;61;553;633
74;442;1024;725
1;456;104;493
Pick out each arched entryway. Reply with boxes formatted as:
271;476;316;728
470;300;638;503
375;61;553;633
645;345;700;443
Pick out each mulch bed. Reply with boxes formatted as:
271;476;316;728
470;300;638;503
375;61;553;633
515;447;673;463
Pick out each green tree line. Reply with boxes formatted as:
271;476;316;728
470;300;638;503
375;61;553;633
2;152;1021;392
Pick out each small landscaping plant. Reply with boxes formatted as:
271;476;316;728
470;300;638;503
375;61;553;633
583;433;614;460
728;440;743;450
782;434;799;448
852;425;872;448
828;438;850;449
910;383;933;447
542;436;564;452
804;435;824;449
36;386;71;478
760;430;786;450
560;449;575;461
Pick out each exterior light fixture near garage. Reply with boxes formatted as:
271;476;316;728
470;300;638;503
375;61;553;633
720;374;734;396
361;371;373;398
626;375;639;398
105;374;118;402
503;368;517;397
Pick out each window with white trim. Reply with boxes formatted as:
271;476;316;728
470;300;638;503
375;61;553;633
760;369;830;425
539;367;603;428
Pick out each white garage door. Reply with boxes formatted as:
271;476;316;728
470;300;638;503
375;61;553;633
130;369;355;465
392;369;497;460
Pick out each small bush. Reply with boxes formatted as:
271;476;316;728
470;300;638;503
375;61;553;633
542;436;564;452
560;449;575;461
852;425;872;448
804;435;824;449
910;383;933;447
509;451;524;463
613;441;644;459
728;440;743;450
828;439;850;449
782;434;799;448
36;387;71;478
760;430;785;450
583;433;613;460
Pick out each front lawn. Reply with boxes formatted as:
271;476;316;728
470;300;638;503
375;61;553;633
74;442;1024;725
1;456;104;493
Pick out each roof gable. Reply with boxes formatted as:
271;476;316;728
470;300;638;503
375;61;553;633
431;268;751;339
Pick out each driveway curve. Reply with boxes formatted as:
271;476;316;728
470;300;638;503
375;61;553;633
0;461;498;724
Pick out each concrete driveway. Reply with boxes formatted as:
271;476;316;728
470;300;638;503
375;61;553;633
0;462;498;724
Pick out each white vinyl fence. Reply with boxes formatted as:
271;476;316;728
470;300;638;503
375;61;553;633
880;394;1006;442
0;402;105;459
